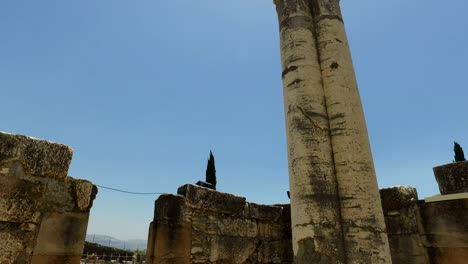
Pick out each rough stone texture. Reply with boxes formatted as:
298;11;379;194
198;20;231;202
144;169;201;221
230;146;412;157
0;132;73;179
419;199;468;248
147;184;468;264
433;161;468;194
274;0;391;262
274;0;346;262
380;186;430;264
147;184;293;264
178;184;246;215
74;179;95;211
380;186;468;264
0;132;97;264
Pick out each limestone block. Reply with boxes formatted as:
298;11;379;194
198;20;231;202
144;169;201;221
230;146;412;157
0;222;37;263
209;235;256;263
252;240;290;264
380;186;419;212
40;178;75;213
248;202;283;222
0;175;45;223
191;209;219;234
0;132;73;179
217;217;257;238
191;230;211;263
155;194;190;224
433;161;468;194
33;212;90;256
177;184;246;215
153;221;191;263
73;179;96;211
419;199;468;247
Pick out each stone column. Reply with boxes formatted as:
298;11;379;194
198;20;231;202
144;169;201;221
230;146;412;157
274;0;345;263
311;1;391;262
274;0;391;263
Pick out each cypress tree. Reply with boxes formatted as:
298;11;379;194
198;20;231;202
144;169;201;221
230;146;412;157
454;142;466;162
205;151;216;189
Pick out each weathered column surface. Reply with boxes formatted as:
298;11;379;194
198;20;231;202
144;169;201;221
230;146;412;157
0;132;98;264
311;1;391;263
274;0;391;263
275;0;345;263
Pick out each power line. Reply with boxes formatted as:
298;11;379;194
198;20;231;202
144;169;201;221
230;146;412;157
95;184;165;195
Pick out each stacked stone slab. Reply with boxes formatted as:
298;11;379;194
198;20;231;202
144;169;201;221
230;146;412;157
0;132;97;263
146;184;293;264
274;0;391;262
380;186;430;264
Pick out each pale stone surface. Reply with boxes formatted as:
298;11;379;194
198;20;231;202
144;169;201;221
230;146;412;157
33;212;90;256
147;185;293;264
0;132;73;179
313;1;392;261
74;179;94;211
274;0;345;262
0;174;45;223
0;132;97;264
178;184;246;215
380;186;429;264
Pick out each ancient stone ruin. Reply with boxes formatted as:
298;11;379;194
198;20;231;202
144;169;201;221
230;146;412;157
146;183;468;264
0;132;97;263
2;0;467;263
146;184;293;264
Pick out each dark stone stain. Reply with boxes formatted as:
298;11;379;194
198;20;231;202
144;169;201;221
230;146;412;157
282;65;298;79
330;62;339;70
335;38;343;43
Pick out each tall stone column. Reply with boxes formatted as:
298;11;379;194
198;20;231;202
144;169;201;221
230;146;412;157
275;0;345;263
274;0;392;263
311;1;391;262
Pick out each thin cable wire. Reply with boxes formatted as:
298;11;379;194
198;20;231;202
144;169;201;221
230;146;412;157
95;184;165;195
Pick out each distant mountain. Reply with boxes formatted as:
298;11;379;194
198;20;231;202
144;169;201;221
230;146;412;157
86;234;147;251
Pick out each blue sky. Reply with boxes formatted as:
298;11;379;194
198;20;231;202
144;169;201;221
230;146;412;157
1;0;467;240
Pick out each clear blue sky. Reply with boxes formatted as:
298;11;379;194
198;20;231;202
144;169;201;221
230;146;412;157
1;0;467;240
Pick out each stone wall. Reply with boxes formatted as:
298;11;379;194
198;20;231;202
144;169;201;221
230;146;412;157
380;186;468;264
146;184;292;264
147;184;468;264
0;132;97;264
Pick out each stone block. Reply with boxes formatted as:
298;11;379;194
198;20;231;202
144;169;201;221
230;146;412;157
0;222;37;263
73;179;96;211
0;175;45;223
433;161;468;195
0;132;73;179
380;186;418;212
248;202;283;221
153;221;191;263
419;199;468;247
33;212;89;256
218;217;257;237
384;207;421;235
155;194;190;224
209;235;256;263
177;184;246;215
40;178;75;213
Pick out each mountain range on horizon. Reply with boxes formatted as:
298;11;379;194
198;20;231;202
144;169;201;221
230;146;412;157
86;234;147;251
